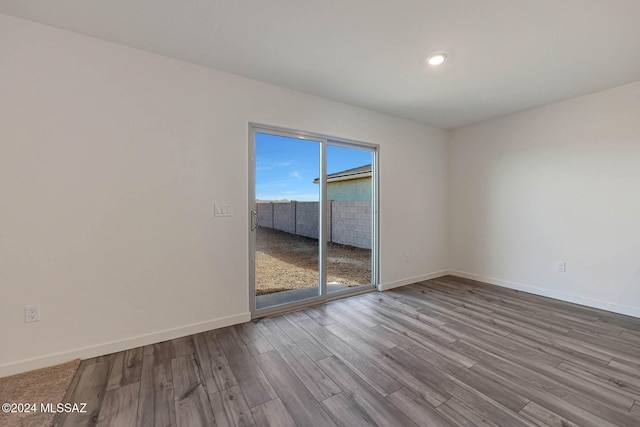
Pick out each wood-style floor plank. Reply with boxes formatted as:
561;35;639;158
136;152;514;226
143;340;175;361
235;321;274;355
172;335;197;358
255;350;336;426
136;353;175;427
386;387;456;427
324;322;395;355
470;359;625;427
171;354;215;427
297;317;402;396
53;360;88;426
471;347;638;425
318;356;418;427
408;344;530;413
435;402;477;427
215;326;277;408
106;347;143;391
251;398;297;427
193;331;237;393
321;393;377;426
274;343;341;401
61;276;640;426
556;360;640;404
382;347;531;427
56;360;111;426
209;385;256;427
277;314;333;361
375;346;450;406
319;301;380;331
95;382;139;427
608;357;640;376
519;401;580;427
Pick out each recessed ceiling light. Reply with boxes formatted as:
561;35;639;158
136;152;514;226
427;53;447;66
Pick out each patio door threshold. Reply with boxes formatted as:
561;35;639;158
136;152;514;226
251;285;376;320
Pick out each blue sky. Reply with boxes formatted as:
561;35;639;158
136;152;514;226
256;133;372;201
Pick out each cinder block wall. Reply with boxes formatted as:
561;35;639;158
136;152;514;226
295;202;320;239
272;202;296;234
256;202;274;228
331;200;372;248
256;201;371;249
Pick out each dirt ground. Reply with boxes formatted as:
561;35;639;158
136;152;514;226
256;227;372;295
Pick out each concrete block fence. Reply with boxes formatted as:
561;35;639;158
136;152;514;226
256;201;372;249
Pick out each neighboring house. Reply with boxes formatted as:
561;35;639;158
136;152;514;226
314;164;372;201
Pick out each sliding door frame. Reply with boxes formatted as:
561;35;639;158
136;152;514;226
249;123;379;318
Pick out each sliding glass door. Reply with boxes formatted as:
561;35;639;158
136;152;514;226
252;132;322;310
249;125;377;316
326;145;374;294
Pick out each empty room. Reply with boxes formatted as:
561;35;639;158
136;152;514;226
1;1;639;426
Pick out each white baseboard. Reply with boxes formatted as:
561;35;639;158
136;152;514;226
0;312;251;378
378;270;450;292
450;270;640;319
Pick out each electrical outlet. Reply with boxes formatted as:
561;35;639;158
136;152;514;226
25;304;40;323
556;261;567;273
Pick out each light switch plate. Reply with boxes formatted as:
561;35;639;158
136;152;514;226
215;204;233;217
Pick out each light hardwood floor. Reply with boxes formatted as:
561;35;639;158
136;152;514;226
54;276;640;426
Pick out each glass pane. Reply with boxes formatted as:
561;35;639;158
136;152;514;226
254;133;321;309
326;144;373;293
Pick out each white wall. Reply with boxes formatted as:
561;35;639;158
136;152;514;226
0;14;449;376
450;82;640;318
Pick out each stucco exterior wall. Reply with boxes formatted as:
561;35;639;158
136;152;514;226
327;177;371;201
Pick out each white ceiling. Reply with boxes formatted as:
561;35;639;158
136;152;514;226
2;0;640;129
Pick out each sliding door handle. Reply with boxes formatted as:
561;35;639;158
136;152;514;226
251;210;259;231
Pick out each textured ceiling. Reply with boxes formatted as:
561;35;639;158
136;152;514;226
2;0;640;129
